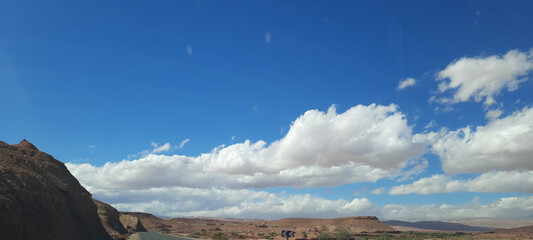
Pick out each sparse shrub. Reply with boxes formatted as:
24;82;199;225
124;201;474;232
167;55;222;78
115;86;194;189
334;227;350;240
302;231;308;239
378;233;391;240
191;232;202;238
317;232;331;240
212;232;229;240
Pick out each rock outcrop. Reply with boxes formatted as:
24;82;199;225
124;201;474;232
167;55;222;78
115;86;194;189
120;212;161;231
119;213;147;233
0;140;112;240
94;199;128;236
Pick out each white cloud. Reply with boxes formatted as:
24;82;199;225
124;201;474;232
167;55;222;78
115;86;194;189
92;186;377;219
432;105;454;113
397;77;417;90
67;103;426;191
388;171;533;194
485;108;503;120
435;49;533;106
371;187;385;194
207;104;425;175
394;158;428;182
179;139;190;149
424;120;437;129
381;196;533;221
89;144;97;149
151;142;172;153
429;106;533;174
66;104;432;218
87;183;533;221
186;45;193;55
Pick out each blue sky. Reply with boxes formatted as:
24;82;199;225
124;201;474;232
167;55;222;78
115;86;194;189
2;0;533;220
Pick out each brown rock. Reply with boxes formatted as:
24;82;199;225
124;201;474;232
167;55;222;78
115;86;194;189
12;139;39;151
0;140;112;240
119;213;147;233
94;199;128;236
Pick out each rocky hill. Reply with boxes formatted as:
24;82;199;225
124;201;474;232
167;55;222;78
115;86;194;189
0;140;112;240
93;199;128;236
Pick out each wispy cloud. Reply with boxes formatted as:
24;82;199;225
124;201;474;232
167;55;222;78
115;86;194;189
186;45;193;55
388;170;533;194
424;120;437;129
397;77;417;90
485;108;503;120
265;32;271;43
371;187;385;194
179;139;190;149
151;142;172;154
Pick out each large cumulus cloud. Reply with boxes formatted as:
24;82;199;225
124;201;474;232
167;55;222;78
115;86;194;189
67;103;429;218
428;106;533;174
68;104;426;192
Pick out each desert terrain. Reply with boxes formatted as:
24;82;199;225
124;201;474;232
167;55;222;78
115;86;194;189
1;139;533;240
121;212;533;240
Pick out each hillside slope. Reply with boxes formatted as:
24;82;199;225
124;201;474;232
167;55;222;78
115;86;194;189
0;140;112;240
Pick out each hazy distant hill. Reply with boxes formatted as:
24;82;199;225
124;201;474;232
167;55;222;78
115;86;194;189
445;218;533;229
0;140;112;240
384;220;494;232
492;225;533;234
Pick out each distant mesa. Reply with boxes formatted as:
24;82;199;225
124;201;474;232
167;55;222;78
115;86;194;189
0;139;112;240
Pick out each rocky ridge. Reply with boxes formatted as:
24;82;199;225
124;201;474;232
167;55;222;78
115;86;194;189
0;140;112;240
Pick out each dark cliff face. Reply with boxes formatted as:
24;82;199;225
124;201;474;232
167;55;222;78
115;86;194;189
0;140;112;240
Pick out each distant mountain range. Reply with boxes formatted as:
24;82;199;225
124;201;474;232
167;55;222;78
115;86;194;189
383;220;494;232
446;218;533;229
